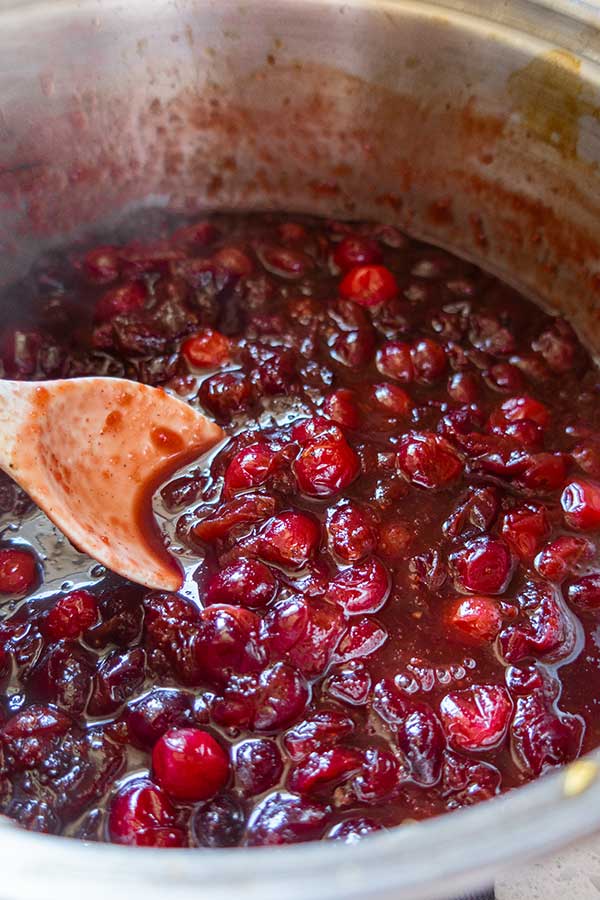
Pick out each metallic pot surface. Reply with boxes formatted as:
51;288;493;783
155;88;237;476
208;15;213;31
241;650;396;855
1;1;600;898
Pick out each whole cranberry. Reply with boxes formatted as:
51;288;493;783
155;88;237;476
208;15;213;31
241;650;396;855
561;479;600;530
152;728;230;801
0;547;37;595
520;453;568;492
257;244;312;279
108;779;185;847
445;596;503;646
44;590;98;641
327;503;378;562
501;504;550;562
370;383;412;418
322;389;360;429
246;791;330;846
294;436;359;497
568;574;600;614
450;536;514;595
327;558;391;615
447;372;479;404
181;328;231;369
205;559;278;609
396;431;464;489
193;605;263;685
489;395;550;432
339;265;398;307
235;739;283;795
258;511;321;568
535;535;595;582
223;442;279;496
333;236;382;272
252;663;310;731
410;338;447;382
376;341;415;382
440;685;512;752
213;246;254;276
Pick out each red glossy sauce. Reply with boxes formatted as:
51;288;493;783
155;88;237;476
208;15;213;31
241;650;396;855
0;210;599;847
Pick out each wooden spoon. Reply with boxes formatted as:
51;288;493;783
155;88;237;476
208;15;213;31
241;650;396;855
0;377;224;591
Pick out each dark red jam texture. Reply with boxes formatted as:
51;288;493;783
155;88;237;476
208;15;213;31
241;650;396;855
1;211;600;847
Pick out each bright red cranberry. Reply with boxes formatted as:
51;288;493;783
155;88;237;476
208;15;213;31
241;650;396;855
447;372;479;404
339;265;398;307
205;559;277;609
376;341;415;382
181;328;231;369
561;479;600;530
246;792;330;846
108;779;185;847
370;383;412;418
126;690;194;749
511;692;584;776
287;599;346;678
322;389;360;429
82;246;120;284
235;739;283;795
396;431;464;489
288;746;363;795
193;605;263;685
333;236;382;271
445;596;503;646
410;338;447;382
283;711;355;761
489;395;550;432
198;372;251;420
192;794;245;848
568;574;600;614
520;453;568;491
291;415;343;444
336;617;388;662
501;503;550;561
258;511;320;568
326;817;383;842
44;590;98;641
327;503;378;562
535;535;594;582
152;728;229;801
223;442;279;496
0;548;37;595
94;281;147;322
327;558;390;615
440;685;512;752
450;536;514;595
294;436;359;497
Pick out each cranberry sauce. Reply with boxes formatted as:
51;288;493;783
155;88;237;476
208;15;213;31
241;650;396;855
0;211;599;848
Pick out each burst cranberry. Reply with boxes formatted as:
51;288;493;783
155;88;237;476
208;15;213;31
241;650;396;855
109;779;185;847
193;495;275;543
258;511;320;568
535;535;595;582
287;599;345;678
327;503;377;562
1;704;71;770
450;536;514;595
288;747;363;795
336;618;388;662
291;415;342;443
198;371;251;420
284;711;355;761
339;265;398;307
235;739;283;795
44;590;98;641
325;662;372;706
205;559;277;609
376;341;415;382
82;246;120;283
499;584;576;663
294;436;359;497
397;431;464;489
126;690;195;749
485;362;524;394
568;574;600;614
246;792;330;846
440;685;512;752
252;663;310;731
223;442;279;496
193;605;263;685
353;748;400;803
501;503;550;561
257;245;312;279
333;236;382;271
322;389;360;428
88;648;146;716
411;338;447;382
262;596;310;654
94;281;147;322
152;728;229;801
182;328;231;368
561;479;600;530
511;692;584;776
0;548;37;595
442;752;501;807
490;395;550;432
327;558;390;615
330;329;375;367
445;596;503;646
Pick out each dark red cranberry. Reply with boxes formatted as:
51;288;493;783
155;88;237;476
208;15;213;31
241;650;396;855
532;325;576;373
0;548;37;595
330;328;375;367
288;747;363;795
322;389;360;429
252;663;310;731
108;779;185;847
213;246;254;276
192;794;245;848
410;338;447;382
287;600;345;678
181;328;231;368
335;618;388;662
568;574;600;614
520;453;568;491
573;439;600;479
339;265;398;307
205;559;277;609
326;817;383;842
396;431;464;490
442;752;501;807
284;711;355;761
198;371;251;420
44;590;98;641
294;436;359;497
327;558;390;615
94;281;147;322
126;690;195;749
256;244;312;279
193;605;263;685
484;362;524;394
489;395;550;433
376;341;415;382
447;372;479;404
501;503;550;561
327;503;378;562
262;596;310;655
235;739;283;795
445;596;503;646
27;641;95;714
440;685;512;752
88;648;146;716
152;728;229;801
443;486;500;538
246;791;330;846
257;511;321;568
82;246;120;284
1;704;71;770
291;415;343;444
333;236;382;271
325;662;372;706
223;442;279;496
2;330;41;378
353;748;400;803
561;479;600;530
511;692;584;776
370;382;412;418
450;536;514;595
535;535;594;582
499;583;577;663
193;495;276;543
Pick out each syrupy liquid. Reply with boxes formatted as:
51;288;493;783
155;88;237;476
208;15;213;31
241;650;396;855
1;210;600;847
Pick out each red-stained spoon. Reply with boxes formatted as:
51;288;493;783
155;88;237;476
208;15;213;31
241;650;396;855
0;377;224;590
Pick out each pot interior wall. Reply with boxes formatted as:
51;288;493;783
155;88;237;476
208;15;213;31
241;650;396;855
2;1;600;345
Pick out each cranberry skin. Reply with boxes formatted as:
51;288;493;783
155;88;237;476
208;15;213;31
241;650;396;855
152;728;229;802
327;558;391;615
322;389;360;429
501;504;550;562
511;692;584;777
192;794;245;848
328;503;378;562
450;536;514;595
205;560;277;609
535;535;595;582
568;574;600;614
353;748;400;804
94;281;147;322
109;779;185;847
262;596;310;655
284;711;355;761
326;817;383;843
88;648;146;716
0;548;37;595
126;690;194;749
44;590;98;641
410;338;447;382
82;246;120;284
396;431;464;490
198;372;251;420
253;663;310;732
333;236;382;271
376;341;415;382
193;495;276;543
440;685;512;752
294;436;359;498
499;584;576;664
561;480;600;530
442;752;502;807
235;739;283;795
246;791;330;846
339;265;398;307
445;596;503;646
223;442;278;496
490;395;550;431
258;511;321;568
181;328;231;369
288;747;363;795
